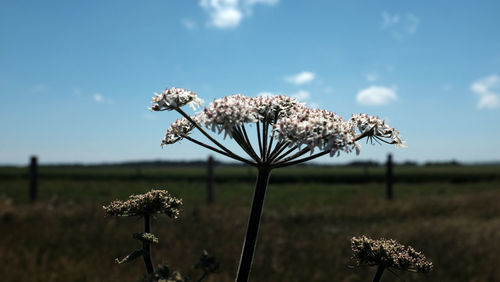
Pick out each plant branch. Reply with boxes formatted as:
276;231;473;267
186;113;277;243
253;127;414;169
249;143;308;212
256;122;263;159
271;131;370;167
232;128;261;163
272;146;310;166
270;145;299;164
262;120;269;162
272;150;329;168
264;114;279;161
239;125;261;162
183;135;257;166
372;266;385;282
267;140;289;163
176;108;236;157
143;214;154;274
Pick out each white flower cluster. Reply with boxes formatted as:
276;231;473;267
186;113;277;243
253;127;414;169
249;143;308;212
160;92;404;157
161;118;196;146
200;94;258;137
150;87;204;111
252;95;305;121
350;114;406;147
275;108;359;156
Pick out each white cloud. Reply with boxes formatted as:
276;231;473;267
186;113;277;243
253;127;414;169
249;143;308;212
199;0;278;29
364;72;379;82
356;85;397;106
381;12;419;39
381;12;399;28
285;71;315;85
470;75;500;109
291;90;310;101
93;93;104;102
181;18;197;30
245;0;279;6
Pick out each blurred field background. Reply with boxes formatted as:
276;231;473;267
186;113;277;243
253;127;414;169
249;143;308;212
1;162;500;281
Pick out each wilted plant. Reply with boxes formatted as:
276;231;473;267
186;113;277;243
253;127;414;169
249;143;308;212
103;190;218;281
151;87;405;282
103;190;182;274
351;235;433;282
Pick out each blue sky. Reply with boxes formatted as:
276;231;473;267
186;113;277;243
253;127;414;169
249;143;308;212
1;0;500;165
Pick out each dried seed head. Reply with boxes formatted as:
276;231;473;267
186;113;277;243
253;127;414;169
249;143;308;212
103;190;182;218
133;232;159;244
351;235;433;273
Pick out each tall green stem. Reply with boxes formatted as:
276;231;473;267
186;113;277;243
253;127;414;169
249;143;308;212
235;167;271;282
372;266;385;282
143;214;154;274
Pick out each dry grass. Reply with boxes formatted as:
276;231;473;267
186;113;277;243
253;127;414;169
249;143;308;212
1;185;500;282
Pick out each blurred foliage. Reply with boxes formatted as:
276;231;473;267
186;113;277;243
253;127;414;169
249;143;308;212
1;165;500;281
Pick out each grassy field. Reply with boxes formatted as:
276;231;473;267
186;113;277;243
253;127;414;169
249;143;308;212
1;165;500;281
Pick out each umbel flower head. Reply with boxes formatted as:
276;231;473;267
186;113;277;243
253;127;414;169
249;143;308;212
150;87;204;111
103;190;182;218
156;88;405;166
351;235;433;273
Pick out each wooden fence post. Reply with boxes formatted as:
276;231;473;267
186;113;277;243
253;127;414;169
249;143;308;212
207;156;214;204
29;156;38;203
386;153;393;200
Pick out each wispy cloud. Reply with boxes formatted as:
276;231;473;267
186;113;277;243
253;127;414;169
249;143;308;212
93;93;104;102
356;85;397;106
181;18;197;30
73;88;82;95
93;93;112;103
470;75;500;109
199;0;279;29
291;90;310;101
381;12;420;39
285;71;315;85
364;72;379;82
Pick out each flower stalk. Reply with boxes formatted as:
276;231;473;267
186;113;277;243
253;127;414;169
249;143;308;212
373;266;384;282
143;214;154;274
236;167;271;282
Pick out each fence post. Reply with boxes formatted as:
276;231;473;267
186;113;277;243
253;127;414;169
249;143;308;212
207;155;214;204
386;153;393;200
29;156;38;203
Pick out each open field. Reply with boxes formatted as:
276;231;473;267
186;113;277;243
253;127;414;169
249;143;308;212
1;165;500;281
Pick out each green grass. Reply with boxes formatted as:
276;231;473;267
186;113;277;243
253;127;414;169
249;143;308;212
2;164;500;183
1;165;500;281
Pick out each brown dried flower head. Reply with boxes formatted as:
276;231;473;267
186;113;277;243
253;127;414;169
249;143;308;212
133;232;159;244
351;235;433;273
103;190;182;218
